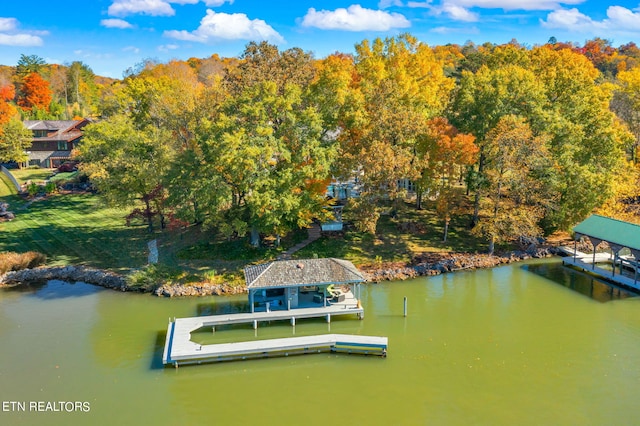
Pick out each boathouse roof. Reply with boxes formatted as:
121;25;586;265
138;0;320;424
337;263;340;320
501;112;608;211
573;215;640;252
244;258;365;289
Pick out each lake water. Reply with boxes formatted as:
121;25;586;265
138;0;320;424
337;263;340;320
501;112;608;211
1;259;639;426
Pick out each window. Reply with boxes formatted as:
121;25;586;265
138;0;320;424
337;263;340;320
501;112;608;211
57;141;68;151
33;130;47;138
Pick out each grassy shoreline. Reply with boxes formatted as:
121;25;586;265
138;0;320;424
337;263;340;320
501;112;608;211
0;191;531;292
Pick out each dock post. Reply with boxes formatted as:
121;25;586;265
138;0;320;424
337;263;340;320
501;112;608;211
403;297;407;317
212;326;215;333
326;314;331;323
288;298;291;311
291;317;296;326
253;320;258;330
266;302;270;312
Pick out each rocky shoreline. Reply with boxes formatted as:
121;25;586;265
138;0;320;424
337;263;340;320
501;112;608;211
0;246;561;297
361;247;560;282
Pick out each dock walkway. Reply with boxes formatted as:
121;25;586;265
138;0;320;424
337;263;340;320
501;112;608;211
162;304;376;366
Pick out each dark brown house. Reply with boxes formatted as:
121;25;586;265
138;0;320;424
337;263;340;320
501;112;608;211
24;119;90;168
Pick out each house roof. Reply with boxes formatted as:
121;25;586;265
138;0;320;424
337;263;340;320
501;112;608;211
24;119;89;142
573;215;640;251
244;258;365;289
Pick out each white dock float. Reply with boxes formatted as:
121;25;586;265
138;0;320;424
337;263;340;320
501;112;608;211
164;333;387;366
161;304;387;366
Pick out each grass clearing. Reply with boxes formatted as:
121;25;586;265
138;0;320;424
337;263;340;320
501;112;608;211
0;193;150;272
0;173;17;198
11;168;55;184
0;190;494;280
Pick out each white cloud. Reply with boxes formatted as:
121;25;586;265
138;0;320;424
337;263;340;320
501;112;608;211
101;18;134;29
158;43;179;52
542;6;640;33
437;0;584;11
301;5;411;31
440;3;479;21
0;17;44;46
0;17;18;32
164;9;283;43
407;1;431;7
203;0;234;5
107;0;234;17
378;0;404;8
0;33;43;46
123;46;141;53
108;0;176;17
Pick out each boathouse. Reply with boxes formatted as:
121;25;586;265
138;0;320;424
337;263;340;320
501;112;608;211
244;258;365;312
563;214;640;290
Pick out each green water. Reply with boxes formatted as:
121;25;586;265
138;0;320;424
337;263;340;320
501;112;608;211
1;259;640;426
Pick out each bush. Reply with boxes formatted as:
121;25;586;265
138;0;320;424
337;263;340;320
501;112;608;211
126;263;188;291
44;182;57;194
27;182;40;197
0;251;47;274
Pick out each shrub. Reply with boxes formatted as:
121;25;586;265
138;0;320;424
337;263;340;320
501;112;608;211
27;182;40;197
0;251;47;274
126;263;187;291
44;181;57;194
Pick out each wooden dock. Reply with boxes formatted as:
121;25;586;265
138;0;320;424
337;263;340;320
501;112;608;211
161;304;388;366
560;246;640;291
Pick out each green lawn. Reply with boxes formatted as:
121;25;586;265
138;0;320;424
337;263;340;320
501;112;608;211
0;193;150;271
0;190;492;277
11;168;55;184
0;173;17;198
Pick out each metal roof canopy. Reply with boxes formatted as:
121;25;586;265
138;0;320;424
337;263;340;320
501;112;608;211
573;215;640;252
244;258;365;289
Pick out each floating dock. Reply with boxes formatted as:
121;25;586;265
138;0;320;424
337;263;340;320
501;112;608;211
162;304;389;367
561;247;640;292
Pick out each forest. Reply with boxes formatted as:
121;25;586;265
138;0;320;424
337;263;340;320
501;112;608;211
1;35;640;254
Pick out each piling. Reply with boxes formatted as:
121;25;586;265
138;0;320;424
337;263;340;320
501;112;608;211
403;297;407;317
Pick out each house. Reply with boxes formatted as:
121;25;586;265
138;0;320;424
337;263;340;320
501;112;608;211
243;258;365;313
23;119;90;168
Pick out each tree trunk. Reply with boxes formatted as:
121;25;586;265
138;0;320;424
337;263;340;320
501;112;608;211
144;199;154;233
416;189;423;210
250;225;260;248
470;152;486;228
275;234;281;247
443;219;449;242
488;235;495;255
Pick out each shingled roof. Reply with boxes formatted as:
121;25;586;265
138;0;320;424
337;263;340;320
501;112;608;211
244;258;365;289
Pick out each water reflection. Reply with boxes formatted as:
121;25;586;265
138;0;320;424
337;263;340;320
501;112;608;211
1;279;103;299
523;262;636;302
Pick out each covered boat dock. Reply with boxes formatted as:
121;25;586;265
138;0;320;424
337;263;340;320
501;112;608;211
563;215;640;291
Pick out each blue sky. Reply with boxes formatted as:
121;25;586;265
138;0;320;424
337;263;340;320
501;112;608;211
1;0;640;78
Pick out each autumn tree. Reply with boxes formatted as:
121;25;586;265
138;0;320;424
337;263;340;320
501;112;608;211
18;72;52;112
473;115;550;254
416;117;478;241
340;34;454;232
0;83;17;126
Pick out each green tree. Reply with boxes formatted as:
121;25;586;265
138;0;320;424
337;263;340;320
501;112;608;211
0;118;31;166
16;54;46;76
77;115;173;232
199;80;335;246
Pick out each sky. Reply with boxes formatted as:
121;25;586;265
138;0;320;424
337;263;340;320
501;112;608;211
1;0;640;78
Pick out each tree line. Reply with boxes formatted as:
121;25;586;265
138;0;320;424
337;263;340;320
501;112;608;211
2;35;640;252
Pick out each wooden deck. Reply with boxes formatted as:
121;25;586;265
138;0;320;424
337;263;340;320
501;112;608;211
162;303;376;366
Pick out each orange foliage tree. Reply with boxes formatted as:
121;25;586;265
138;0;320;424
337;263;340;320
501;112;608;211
18;72;52;111
0;83;17;126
